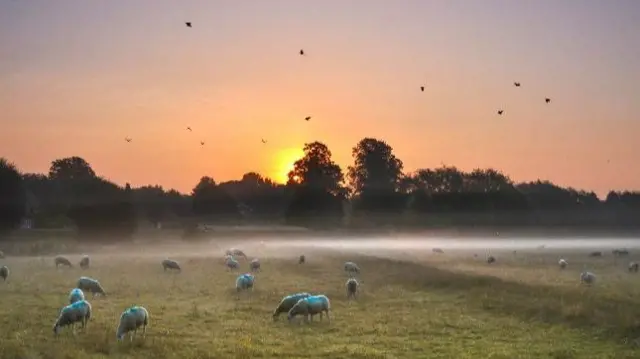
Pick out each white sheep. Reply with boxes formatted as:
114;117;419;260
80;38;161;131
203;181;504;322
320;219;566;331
77;276;106;297
249;258;260;272
79;255;90;269
580;271;596;285
272;292;311;320
344;261;360;276
162;259;181;272
346;278;359;299
236;273;255;292
226;257;240;270
68;288;85;304
558;259;568;269
0;265;9;281
225;248;247;259
116;306;149;341
55;256;73;268
53;300;92;335
629;262;639;273
487;255;496;264
287;294;331;323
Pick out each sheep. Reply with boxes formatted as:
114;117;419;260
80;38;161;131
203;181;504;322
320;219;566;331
580;271;596;285
116;306;149;341
0;250;4;258
69;288;85;304
225;256;240;270
298;255;305;264
77;276;106;297
432;248;444;254
53;300;92;335
487;255;496;264
346;278;359;299
558;259;568;269
249;258;260;272
613;248;630;257
629;262;639;273
287;294;331;323
225;248;247;259
236;273;255;292
272;292;311;320
588;251;602;257
0;265;9;281
344;261;360;276
79;255;90;269
55;256;73;268
162;259;181;272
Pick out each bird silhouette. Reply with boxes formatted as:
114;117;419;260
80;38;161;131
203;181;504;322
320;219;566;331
299;49;305;56
545;98;551;103
497;110;504;115
186;127;192;131
261;139;267;144
304;116;311;121
125;137;132;143
514;82;521;87
420;86;425;92
200;141;205;146
185;22;192;27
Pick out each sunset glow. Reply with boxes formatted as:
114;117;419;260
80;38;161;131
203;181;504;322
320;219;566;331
273;147;305;184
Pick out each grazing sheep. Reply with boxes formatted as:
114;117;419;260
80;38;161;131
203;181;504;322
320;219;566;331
55;256;73;268
225;257;240;270
344;261;360;275
298;255;305;264
588;251;602;257
580;271;596;285
236;273;255;292
68;288;85;304
432;248;444;254
0;265;9;281
225;248;247;259
288;294;331;323
53;300;92;335
629;262;639;273
162;259;181;272
79;255;90;269
0;250;4;258
487;256;496;264
77;276;106;297
272;292;311;320
558;259;568;269
116;306;149;341
613;248;630;257
346;278;359;299
249;258;260;272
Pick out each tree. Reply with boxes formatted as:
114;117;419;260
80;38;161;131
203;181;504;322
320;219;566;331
133;185;169;226
287;141;346;197
218;172;289;219
49;156;96;181
191;176;239;219
0;158;27;236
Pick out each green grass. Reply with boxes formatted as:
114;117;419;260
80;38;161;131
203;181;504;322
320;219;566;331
1;244;640;358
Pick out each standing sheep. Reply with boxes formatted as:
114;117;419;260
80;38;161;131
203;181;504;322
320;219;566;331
77;276;107;297
79;255;90;269
344;261;360;276
629;262;639;273
249;258;260;272
53;300;92;335
0;265;9;281
487;256;496;264
236;273;255;292
116;306;149;341
298;255;305;264
68;288;85;304
55;256;73;268
580;271;596;285
225;248;247;259
272;292;311;320
226;257;240;270
558;259;568;269
162;259;181;272
287;294;331;324
346;278;359;299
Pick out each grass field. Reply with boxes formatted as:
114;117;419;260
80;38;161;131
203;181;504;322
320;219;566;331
1;239;640;359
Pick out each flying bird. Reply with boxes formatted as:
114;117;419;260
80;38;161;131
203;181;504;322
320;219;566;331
545;98;551;103
261;138;267;144
186;127;192;131
125;137;132;143
304;116;311;121
497;110;504;115
514;82;521;87
299;49;305;56
185;22;192;27
200;141;205;146
420;86;425;92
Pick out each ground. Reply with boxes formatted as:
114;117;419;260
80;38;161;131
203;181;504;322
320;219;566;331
1;237;640;359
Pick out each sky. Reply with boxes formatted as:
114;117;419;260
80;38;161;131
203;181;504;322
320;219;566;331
1;0;639;197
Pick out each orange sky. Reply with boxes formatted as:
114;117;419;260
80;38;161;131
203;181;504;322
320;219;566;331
1;1;639;197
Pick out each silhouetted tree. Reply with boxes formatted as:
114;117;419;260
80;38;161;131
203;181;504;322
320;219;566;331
191;176;239;220
218;172;289;219
0;158;27;237
287;141;346;196
133;185;169;226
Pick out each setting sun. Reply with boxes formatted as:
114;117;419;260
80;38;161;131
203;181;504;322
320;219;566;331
272;147;305;184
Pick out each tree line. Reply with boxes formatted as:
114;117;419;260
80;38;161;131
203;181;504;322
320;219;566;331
1;137;639;240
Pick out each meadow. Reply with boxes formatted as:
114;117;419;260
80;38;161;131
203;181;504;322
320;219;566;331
1;237;640;359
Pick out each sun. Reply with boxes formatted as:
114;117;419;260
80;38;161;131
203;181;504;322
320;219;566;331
273;147;304;184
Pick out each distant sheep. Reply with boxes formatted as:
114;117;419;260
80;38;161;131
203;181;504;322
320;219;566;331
288;294;331;323
344;261;360;275
432;248;444;254
236;273;255;292
116;306;149;341
0;250;4;258
0;265;9;281
77;276;106;297
272;292;311;320
55;256;73;268
162;259;181;272
580;271;596;285
79;255;90;269
53;300;92;335
613;248;630;257
588;251;602;257
68;288;85;304
629;262;639;273
558;259;568;269
346;278;359;299
298;255;305;264
487;256;496;264
225;248;247;259
225;256;240;270
250;258;260;272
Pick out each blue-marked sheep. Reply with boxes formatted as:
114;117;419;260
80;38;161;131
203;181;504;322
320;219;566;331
162;259;181;272
77;276;106;297
559;259;568;269
346;278;359;299
55;256;73;268
288;294;331;324
487;256;496;264
116;306;149;341
226;256;240;270
344;261;360;276
79;255;90;269
236;273;255;292
53;300;92;335
580;271;596;285
249;258;260;272
272;292;311;320
298;255;305;264
629;262;639;273
69;288;85;304
226;248;247;259
0;265;9;281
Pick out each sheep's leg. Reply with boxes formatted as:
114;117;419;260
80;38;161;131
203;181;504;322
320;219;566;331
142;324;146;337
325;310;331;323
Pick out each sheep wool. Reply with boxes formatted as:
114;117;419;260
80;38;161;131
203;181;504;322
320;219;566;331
226;248;247;259
580;271;596;284
226;257;240;270
116;306;149;341
272;292;311;320
162;259;181;272
53;300;92;335
0;265;9;281
69;288;85;304
629;262;639;273
344;261;360;275
288;295;331;323
558;259;568;269
346;278;359;299
250;258;260;272
236;273;255;292
79;255;90;269
55;256;73;268
77;276;107;296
